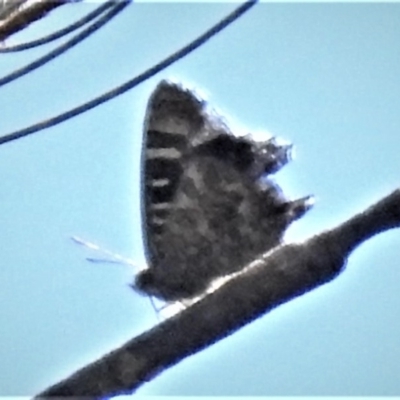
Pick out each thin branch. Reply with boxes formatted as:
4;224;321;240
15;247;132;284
0;0;116;53
0;0;257;146
0;0;29;21
0;0;128;88
35;189;400;398
0;0;74;41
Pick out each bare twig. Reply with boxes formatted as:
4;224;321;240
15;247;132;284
0;0;128;88
0;0;115;53
35;189;400;398
0;1;74;41
0;0;29;21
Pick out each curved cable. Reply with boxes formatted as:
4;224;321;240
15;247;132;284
0;0;257;146
0;0;116;53
0;0;129;88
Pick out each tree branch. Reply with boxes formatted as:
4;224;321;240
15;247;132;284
0;1;73;42
0;1;128;88
35;189;400;398
0;0;115;53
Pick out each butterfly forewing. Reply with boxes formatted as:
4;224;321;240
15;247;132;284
141;81;207;267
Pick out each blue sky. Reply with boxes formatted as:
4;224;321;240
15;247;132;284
0;2;400;397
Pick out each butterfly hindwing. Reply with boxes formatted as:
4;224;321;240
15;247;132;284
136;81;313;302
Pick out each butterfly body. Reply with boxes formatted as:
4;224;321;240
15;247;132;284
135;81;313;302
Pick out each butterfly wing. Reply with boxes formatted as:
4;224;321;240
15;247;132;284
140;80;207;271
158;132;312;293
137;81;313;301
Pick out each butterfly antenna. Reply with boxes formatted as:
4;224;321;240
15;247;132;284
70;235;138;269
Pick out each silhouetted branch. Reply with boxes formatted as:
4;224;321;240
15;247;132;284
0;0;74;41
0;0;29;21
0;1;128;88
35;189;400;399
0;0;116;53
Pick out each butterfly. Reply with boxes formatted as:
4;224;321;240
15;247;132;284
133;80;313;302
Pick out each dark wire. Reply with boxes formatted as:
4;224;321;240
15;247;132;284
0;1;129;88
0;0;257;146
0;0;116;53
